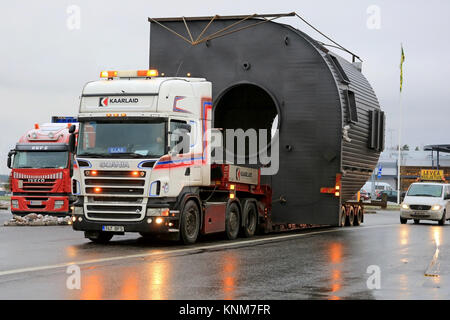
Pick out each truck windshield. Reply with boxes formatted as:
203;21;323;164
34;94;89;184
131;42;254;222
13;151;68;169
407;184;443;197
77;120;166;158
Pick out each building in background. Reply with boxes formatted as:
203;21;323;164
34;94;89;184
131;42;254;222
373;145;450;192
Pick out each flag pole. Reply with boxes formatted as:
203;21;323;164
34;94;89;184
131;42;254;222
397;44;405;204
397;92;402;204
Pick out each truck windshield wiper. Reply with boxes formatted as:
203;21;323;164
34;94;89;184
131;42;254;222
77;153;107;158
409;194;434;197
111;153;146;158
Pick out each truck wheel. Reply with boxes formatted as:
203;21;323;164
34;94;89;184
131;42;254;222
180;200;200;244
346;206;354;226
354;206;362;226
438;211;446;226
340;206;346;227
400;217;407;224
242;201;257;238
86;232;113;244
226;202;241;240
414;219;420;224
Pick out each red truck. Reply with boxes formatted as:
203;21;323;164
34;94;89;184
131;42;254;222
7;117;78;216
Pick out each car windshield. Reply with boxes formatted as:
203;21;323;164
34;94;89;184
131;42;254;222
407;184;443;197
13;151;68;169
77;120;166;158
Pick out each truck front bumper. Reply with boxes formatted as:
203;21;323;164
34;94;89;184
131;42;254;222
72;215;179;234
11;196;70;216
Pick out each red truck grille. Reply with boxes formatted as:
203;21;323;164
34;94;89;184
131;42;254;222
14;172;62;193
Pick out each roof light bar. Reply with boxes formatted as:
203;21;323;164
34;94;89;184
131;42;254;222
99;69;159;78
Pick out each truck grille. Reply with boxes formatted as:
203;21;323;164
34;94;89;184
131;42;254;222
84;171;146;221
21;180;56;192
410;205;431;211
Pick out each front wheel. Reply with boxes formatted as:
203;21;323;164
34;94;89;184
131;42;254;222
414;219;420;224
225;202;241;240
438;211;446;226
180;200;200;244
400;217;407;224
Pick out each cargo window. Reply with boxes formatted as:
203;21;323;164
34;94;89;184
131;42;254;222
368;109;385;152
329;54;350;84
344;90;358;123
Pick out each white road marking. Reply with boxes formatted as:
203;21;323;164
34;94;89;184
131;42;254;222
0;223;398;277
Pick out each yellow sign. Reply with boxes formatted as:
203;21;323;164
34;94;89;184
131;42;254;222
420;169;445;181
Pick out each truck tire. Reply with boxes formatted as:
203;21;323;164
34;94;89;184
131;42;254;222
225;202;241;240
86;232;113;244
414;219;420;224
346;206;354;227
354;206;362;226
340;206;346;227
241;201;257;238
438;211;446;226
400;217;407;224
180;200;200;244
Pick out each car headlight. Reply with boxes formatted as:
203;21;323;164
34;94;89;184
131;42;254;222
431;205;442;211
54;200;64;209
401;203;409;209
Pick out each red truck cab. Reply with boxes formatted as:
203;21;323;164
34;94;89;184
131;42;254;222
7;117;78;216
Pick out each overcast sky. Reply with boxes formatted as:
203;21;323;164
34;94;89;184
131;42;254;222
0;0;449;174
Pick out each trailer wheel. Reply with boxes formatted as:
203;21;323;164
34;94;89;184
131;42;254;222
180;200;200;244
340;206;346;227
86;231;113;244
225;202;241;240
354;206;362;226
346;206;354;227
241;201;257;238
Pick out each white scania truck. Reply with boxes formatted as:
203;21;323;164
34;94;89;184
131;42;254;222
70;70;273;243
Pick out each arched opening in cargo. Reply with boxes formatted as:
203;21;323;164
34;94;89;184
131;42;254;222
213;83;279;164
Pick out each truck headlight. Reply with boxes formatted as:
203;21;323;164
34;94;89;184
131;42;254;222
11;200;19;209
146;208;170;216
431;205;442;211
401;203;409;209
74;206;84;216
54;200;64;209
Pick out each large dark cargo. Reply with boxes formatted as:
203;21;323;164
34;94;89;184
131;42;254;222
148;14;384;226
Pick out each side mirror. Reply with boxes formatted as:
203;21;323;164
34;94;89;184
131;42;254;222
445;194;450;200
68;125;76;134
7;150;15;169
69;134;76;153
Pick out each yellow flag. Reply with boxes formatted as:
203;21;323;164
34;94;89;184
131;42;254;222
400;44;405;92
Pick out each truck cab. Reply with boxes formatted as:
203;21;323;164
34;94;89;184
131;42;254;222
8;118;78;215
71;70;215;242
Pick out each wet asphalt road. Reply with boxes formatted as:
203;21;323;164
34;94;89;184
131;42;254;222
0;208;448;300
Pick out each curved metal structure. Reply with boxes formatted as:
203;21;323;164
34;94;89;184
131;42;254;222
148;15;384;225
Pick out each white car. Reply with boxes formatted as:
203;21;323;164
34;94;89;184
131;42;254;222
400;182;450;225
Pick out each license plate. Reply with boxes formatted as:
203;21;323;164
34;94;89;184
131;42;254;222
102;225;124;232
30;200;42;205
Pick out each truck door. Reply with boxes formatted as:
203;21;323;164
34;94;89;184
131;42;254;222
169;119;201;189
